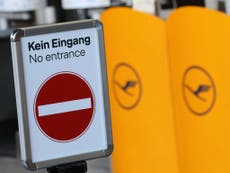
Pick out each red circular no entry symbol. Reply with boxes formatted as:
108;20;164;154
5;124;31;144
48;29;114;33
34;72;94;142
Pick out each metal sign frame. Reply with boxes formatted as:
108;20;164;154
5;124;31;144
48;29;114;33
10;20;113;170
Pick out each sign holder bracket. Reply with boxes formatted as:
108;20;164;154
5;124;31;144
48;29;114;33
47;161;87;173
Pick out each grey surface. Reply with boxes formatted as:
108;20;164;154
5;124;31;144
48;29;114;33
0;38;17;122
0;157;112;173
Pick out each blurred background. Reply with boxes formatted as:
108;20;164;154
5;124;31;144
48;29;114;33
0;0;229;172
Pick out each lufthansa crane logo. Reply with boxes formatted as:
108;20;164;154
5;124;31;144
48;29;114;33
112;63;142;110
182;66;216;116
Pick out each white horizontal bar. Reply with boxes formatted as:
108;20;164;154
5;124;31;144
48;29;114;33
38;98;92;117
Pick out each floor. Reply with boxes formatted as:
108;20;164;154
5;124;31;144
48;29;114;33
0;157;112;173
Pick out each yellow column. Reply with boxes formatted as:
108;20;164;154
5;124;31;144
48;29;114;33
167;6;230;173
101;7;179;173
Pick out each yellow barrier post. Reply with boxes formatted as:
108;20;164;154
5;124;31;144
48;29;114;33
167;6;230;173
101;7;179;173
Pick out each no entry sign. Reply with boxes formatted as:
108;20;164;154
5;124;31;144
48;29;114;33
35;72;94;142
10;20;112;170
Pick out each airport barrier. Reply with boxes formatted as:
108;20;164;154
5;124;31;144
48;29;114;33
101;7;179;173
167;6;230;173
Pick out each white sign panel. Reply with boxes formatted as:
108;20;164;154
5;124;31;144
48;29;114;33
0;0;47;12
133;0;156;14
11;20;112;170
61;0;110;9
